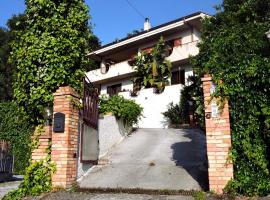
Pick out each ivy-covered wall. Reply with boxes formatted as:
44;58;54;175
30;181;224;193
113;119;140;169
0;102;33;174
192;0;270;196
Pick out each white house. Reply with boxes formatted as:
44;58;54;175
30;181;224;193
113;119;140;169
86;12;209;128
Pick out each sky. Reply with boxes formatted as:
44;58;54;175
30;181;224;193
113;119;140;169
0;0;222;45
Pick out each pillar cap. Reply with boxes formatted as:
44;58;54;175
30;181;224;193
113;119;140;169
53;86;80;98
201;74;212;82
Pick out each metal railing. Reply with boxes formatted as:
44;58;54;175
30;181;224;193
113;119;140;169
0;140;14;173
82;76;99;129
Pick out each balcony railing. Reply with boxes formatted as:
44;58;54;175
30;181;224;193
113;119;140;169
86;41;199;83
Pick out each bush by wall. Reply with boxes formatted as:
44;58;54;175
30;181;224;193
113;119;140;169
162;102;182;125
0;102;33;174
162;76;205;127
99;95;143;127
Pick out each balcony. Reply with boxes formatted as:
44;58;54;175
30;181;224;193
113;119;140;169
86;41;199;84
86;60;134;83
167;40;199;63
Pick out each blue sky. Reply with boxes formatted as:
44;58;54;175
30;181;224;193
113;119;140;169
0;0;222;45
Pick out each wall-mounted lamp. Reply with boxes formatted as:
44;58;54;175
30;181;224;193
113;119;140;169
44;106;53;125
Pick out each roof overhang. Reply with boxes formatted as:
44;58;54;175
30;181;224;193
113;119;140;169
88;12;209;60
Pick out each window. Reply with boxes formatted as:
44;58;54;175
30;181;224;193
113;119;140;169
171;69;185;85
107;83;122;97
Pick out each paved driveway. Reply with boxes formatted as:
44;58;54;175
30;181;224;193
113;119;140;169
79;128;208;191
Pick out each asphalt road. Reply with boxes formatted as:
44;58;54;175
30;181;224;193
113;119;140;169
79;128;208;191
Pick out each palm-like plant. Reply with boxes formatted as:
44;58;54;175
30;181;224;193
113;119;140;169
132;37;172;93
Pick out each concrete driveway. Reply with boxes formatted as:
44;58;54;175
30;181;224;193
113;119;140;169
78;128;208;191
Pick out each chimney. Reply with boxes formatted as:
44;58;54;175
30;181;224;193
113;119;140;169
144;18;151;31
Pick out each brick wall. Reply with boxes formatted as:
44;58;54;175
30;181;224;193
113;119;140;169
51;86;80;188
202;75;233;194
32;125;52;161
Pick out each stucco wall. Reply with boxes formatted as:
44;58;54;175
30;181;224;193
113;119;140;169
120;84;184;128
100;79;133;95
98;114;127;158
100;65;193;129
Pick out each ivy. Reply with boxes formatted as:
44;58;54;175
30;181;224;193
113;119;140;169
192;0;270;196
3;143;56;200
10;0;100;124
0;102;33;174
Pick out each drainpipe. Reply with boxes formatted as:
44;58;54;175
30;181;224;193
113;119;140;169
184;19;194;42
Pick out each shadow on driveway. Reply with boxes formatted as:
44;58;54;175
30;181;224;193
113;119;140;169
171;129;209;191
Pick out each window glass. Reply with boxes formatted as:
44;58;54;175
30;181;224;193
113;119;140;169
171;69;185;85
107;84;122;96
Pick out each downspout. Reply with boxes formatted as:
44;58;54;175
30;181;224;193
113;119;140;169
184;18;194;42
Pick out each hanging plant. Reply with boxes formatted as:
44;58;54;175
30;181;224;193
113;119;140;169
131;37;172;94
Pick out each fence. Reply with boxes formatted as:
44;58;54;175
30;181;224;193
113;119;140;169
0;140;14;174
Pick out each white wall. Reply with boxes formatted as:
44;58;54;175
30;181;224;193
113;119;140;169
100;79;133;95
99;65;193;129
120;84;183;128
98;114;127;158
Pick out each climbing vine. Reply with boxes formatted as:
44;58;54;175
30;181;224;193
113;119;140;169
3;143;56;200
10;0;99;124
192;0;270;196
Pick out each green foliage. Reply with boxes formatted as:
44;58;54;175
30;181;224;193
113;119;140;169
0;14;26;101
162;76;204;127
193;191;206;200
99;95;143;127
0;102;33;173
10;0;100;123
179;76;205;128
162;103;182;125
3;149;56;200
126;29;143;37
192;0;270;196
132;37;172;93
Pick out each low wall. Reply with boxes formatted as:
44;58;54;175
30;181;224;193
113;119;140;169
98;114;127;158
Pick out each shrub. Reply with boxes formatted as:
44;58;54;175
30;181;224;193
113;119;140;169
162;103;182;125
99;95;143;127
163;76;204;127
0;102;33;174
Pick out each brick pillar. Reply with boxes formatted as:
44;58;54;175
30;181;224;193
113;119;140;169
202;75;233;194
32;125;52;161
51;86;80;188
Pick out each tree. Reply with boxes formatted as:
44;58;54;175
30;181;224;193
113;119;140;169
0;14;26;101
11;0;100;122
192;0;270;196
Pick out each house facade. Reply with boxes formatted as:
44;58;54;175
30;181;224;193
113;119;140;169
86;12;208;128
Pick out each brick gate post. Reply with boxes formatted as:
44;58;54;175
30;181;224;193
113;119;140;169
51;86;80;188
201;75;233;194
